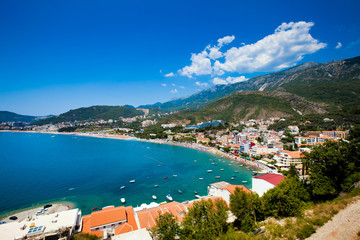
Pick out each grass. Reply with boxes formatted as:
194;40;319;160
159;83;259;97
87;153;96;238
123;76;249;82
226;187;360;239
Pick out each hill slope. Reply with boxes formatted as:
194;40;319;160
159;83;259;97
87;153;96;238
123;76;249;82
0;111;38;123
167;91;327;122
35;105;145;124
143;56;360;113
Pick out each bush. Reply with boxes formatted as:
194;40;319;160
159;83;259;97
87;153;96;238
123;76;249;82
296;223;316;239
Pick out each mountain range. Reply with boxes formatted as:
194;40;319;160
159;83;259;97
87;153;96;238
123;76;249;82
2;56;359;124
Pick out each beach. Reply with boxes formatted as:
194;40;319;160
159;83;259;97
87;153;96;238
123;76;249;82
0;202;75;223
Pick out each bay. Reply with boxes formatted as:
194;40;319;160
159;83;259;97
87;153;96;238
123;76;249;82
0;132;253;216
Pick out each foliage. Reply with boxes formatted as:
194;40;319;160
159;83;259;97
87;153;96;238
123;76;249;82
263;176;310;217
230;188;264;233
304;140;360;199
151;212;180;240
181;199;229;239
0;111;38;123
58;126;77;132
72;233;101;240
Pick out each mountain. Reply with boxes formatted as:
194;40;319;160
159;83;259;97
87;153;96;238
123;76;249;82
166;91;327;122
0;111;39;123
143;56;360;113
34;105;145;125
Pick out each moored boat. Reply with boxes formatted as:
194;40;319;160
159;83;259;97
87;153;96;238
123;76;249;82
199;178;204;180
164;176;168;179
154;185;159;188
152;195;157;200
129;180;135;183
220;169;224;171
215;176;220;179
207;170;213;173
178;190;183;194
242;181;248;183
195;195;201;199
166;194;173;201
92;207;98;210
121;198;126;203
120;186;125;189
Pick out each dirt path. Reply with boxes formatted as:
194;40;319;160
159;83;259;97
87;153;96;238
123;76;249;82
307;199;360;240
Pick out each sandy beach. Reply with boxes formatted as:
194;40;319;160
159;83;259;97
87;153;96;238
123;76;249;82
0;202;75;223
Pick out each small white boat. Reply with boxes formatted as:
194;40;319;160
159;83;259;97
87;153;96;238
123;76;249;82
129;180;136;183
166;194;173;201
195;195;201;199
121;198;126;203
173;174;177;177
242;181;248;183
199;178;204;180
152;195;157;200
207;170;213;173
120;186;125;189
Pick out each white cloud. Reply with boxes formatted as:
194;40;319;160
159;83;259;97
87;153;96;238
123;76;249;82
177;21;326;78
217;35;235;47
212;77;228;85
165;72;174;77
178;50;212;78
336;42;342;49
212;76;248;85
195;81;209;87
161;83;167;87
170;89;178;93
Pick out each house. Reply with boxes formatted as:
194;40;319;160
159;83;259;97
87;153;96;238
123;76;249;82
274;150;303;167
135;202;187;230
252;174;285;196
81;206;138;238
0;208;82;240
208;181;251;204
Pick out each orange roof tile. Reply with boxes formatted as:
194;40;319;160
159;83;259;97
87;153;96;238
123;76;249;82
90;206;127;228
281;150;303;159
221;185;251;195
136;202;187;230
81;215;103;237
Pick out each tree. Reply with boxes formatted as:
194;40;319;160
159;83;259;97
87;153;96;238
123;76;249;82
262;176;310;217
181;199;229;239
230;188;263;233
303;140;360;199
151;212;180;240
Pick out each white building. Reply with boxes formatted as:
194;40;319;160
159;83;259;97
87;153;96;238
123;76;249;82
208;181;251;204
252;174;285;196
0;208;82;240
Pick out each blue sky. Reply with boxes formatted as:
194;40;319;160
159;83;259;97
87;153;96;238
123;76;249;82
1;0;360;115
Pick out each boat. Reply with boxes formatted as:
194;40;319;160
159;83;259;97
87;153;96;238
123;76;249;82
240;164;243;167
215;163;218;166
235;171;239;173
199;178;204;180
207;170;213;173
178;190;183;194
121;198;126;203
173;174;177;177
164;176;168;179
194;191;198;194
129;180;135;183
231;177;235;180
51;135;55;138
220;169;224;171
253;171;258;176
152;195;157;200
120;186;125;189
166;194;173;201
211;162;215;165
154;185;159;188
215;176;221;179
242;181;248;183
195;195;201;199
92;207;98;210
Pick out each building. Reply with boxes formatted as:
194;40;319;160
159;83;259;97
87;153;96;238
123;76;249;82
208;181;251;204
252;174;285;196
135;202;187;230
0;208;82;240
81;206;138;238
274;150;303;167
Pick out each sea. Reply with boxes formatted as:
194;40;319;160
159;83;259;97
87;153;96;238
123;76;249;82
0;132;253;216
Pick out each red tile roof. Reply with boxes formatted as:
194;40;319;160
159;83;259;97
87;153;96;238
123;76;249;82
220;185;251;194
90;206;127;228
254;174;285;186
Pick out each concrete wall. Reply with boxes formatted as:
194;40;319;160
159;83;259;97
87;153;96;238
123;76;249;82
252;178;275;197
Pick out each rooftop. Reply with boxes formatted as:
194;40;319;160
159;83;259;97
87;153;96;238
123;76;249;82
254;173;285;186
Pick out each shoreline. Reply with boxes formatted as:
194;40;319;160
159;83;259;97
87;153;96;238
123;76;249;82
6;130;265;171
0;201;75;223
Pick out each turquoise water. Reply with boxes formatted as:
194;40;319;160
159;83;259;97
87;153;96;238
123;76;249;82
0;132;253;216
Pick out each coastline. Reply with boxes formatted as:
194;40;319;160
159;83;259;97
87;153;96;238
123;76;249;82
6;130;265;171
0;201;75;223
